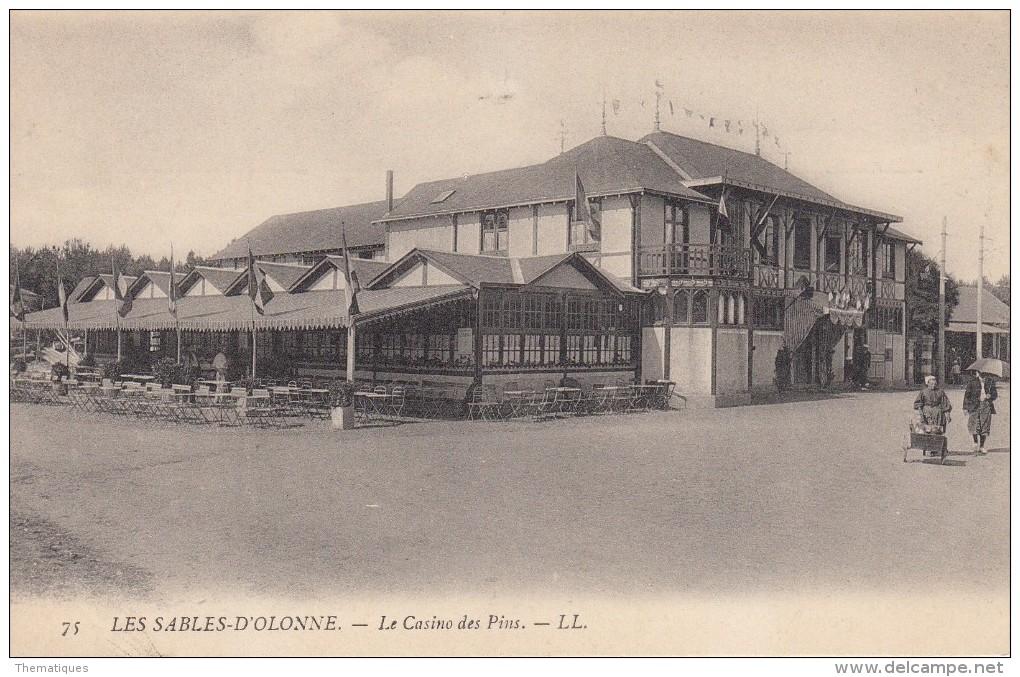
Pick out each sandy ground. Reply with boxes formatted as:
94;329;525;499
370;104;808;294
9;386;1010;655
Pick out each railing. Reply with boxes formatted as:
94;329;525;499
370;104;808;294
638;244;751;279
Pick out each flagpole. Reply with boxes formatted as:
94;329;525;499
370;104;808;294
346;319;356;382
57;258;69;368
172;244;181;365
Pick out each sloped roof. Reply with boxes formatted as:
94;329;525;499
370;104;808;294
290;255;391;292
209;199;391;261
951;285;1010;325
248;261;313;291
129;270;177;297
641;130;901;221
180;266;246;294
68;276;96;303
883;226;922;245
22;284;473;332
379;136;713;222
77;274;136;302
371;249;645;295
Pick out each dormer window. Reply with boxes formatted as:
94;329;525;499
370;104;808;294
431;189;456;204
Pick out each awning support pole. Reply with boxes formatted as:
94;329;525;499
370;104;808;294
346;322;356;382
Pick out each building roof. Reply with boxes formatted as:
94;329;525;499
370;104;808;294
179;266;246;295
208;199;392;261
290;255;391;292
21;284;473;332
68;276;97;303
882;226;922;245
253;261;314;290
951;285;1010;326
379;136;714;222
641;130;901;222
371;248;646;295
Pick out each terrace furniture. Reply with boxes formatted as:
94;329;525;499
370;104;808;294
382;385;407;419
244;389;277;427
467;384;499;421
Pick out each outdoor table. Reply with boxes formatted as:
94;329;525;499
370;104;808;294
296;388;330;418
354;391;390;422
502;390;534;418
122;374;155;383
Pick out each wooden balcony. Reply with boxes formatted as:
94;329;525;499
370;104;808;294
638;243;751;279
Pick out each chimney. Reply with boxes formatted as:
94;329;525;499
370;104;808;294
385;170;394;213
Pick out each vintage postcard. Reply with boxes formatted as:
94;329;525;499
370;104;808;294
8;10;1010;663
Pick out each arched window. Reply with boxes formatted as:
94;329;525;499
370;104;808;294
673;289;690;325
692;289;709;324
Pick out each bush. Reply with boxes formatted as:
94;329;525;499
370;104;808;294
328;379;356;408
11;358;26;374
150;356;196;388
79;353;97;368
51;362;70;381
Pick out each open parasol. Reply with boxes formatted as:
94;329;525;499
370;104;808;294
965;357;1010;378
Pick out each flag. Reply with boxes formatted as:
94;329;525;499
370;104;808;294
709;117;715;127
717;189;729;223
612;99;620;115
56;260;69;326
112;261;132;318
168;246;178;317
10;256;25;321
247;246;273;315
340;223;361;318
574;171;592;224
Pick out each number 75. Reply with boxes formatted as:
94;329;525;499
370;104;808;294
61;621;79;637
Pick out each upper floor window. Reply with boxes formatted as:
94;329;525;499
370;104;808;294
882;242;896;279
569;199;602;249
824;235;842;273
793;217;812;270
481;209;509;254
756;214;780;266
665;201;689;245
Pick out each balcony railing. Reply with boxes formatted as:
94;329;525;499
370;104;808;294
638;243;751;279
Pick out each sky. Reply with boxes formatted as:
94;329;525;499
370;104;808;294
9;10;1010;281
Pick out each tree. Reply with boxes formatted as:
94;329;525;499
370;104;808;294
989;274;1009;306
905;248;959;335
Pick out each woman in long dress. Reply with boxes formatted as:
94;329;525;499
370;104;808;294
913;375;952;434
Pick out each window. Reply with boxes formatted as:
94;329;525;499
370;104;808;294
665;201;689;245
149;331;161;352
793;217;812;269
870;305;903;333
424;334;452;364
569;199;602;248
673;289;690;325
825;235;842;272
481;209;509;254
430;189;455;204
691;289;710;324
717;291;746;325
882;242;896;278
756;215;780;266
751;296;785;329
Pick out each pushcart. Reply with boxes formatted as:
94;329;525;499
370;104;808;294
902;431;948;464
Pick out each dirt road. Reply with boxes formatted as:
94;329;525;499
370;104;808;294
9;387;1010;654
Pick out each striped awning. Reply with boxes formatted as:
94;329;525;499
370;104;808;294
22;285;473;333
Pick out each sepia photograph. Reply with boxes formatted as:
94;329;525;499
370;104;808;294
8;10;1011;663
